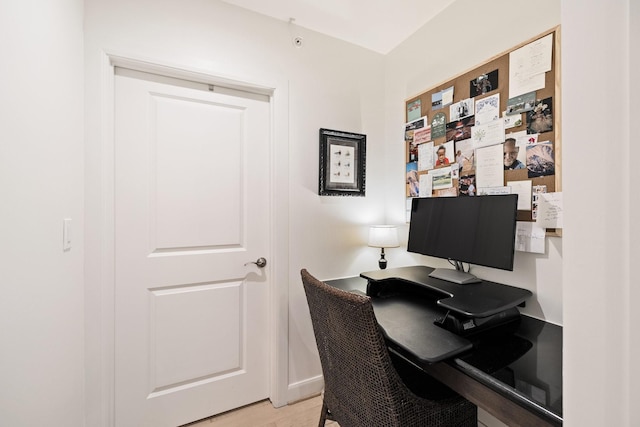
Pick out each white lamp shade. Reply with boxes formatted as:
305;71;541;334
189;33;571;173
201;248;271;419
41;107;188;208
368;225;399;248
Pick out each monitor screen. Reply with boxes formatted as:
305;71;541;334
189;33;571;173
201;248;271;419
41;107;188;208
407;194;518;271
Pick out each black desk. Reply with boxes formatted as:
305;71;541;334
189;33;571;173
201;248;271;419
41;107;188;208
326;272;563;427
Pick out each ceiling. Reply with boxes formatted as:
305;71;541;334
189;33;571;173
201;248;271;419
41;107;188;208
220;0;456;54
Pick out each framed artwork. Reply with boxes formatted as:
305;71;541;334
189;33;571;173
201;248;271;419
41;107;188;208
318;128;366;196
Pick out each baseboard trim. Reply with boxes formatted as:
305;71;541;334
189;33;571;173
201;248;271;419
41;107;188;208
286;375;324;404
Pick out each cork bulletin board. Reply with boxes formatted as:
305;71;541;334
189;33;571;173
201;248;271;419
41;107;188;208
404;27;561;235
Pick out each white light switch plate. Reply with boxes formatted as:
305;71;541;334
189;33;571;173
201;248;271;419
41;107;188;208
63;218;72;251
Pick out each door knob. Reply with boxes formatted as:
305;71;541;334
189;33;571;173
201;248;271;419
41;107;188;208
245;257;267;268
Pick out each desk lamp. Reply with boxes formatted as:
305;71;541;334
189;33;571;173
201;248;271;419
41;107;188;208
368;225;399;270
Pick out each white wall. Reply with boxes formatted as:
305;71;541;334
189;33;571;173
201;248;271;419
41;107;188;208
83;0;388;416
631;3;640;424
562;0;638;425
384;0;563;324
0;0;85;426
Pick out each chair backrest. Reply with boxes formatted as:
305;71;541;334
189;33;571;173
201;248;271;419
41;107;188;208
300;269;415;426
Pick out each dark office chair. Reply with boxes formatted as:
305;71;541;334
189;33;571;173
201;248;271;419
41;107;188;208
300;269;477;427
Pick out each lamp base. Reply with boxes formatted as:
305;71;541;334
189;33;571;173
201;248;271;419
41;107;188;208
378;248;387;269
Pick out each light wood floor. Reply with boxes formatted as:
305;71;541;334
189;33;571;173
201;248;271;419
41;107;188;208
186;394;339;427
184;394;486;426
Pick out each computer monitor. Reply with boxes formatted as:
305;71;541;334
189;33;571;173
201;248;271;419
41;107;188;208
407;194;519;284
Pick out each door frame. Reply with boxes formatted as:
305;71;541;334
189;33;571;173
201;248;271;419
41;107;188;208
88;51;290;426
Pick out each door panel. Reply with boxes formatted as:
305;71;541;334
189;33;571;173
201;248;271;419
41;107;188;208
152;93;242;250
114;67;270;426
150;282;242;390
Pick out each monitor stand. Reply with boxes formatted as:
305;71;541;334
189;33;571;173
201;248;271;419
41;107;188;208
428;268;481;285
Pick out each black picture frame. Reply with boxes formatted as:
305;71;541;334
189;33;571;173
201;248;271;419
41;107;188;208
319;128;366;196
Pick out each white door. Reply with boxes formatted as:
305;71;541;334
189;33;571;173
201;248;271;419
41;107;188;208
114;68;270;427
